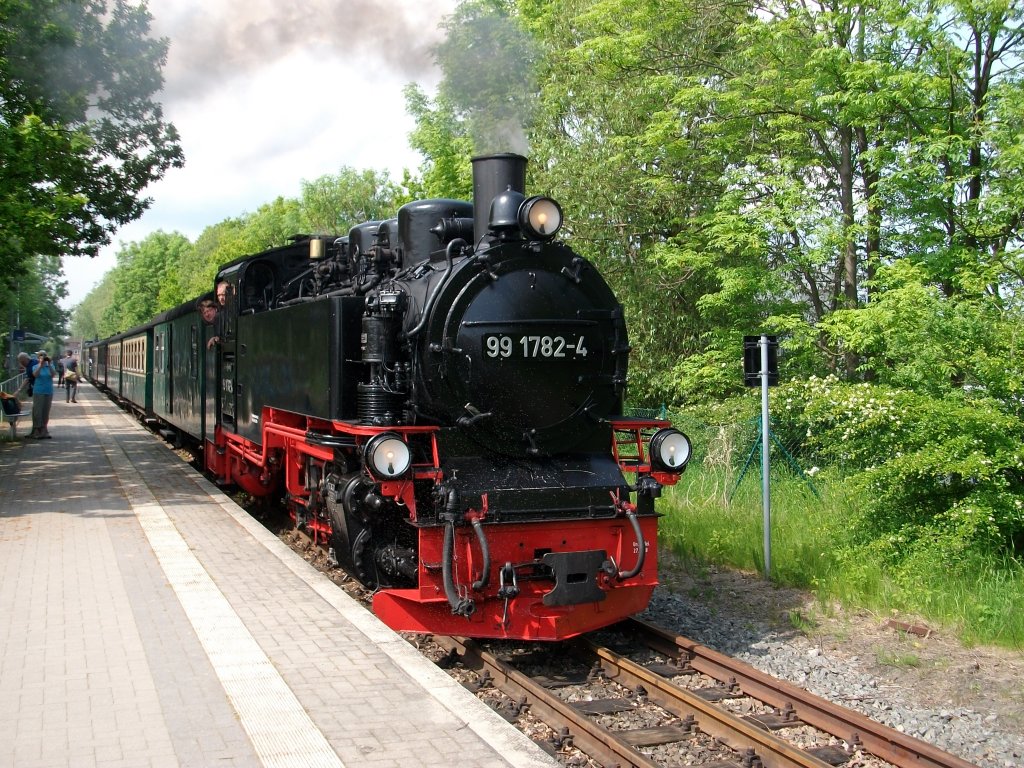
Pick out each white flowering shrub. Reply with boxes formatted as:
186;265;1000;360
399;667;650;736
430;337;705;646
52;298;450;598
770;375;1024;569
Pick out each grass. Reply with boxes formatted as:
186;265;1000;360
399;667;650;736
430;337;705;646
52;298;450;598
659;464;848;589
657;464;1024;650
875;650;922;668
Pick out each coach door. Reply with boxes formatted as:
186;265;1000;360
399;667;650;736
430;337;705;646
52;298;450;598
154;327;171;415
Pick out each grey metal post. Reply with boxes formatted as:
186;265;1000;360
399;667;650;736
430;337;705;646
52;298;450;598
760;334;772;576
7;299;14;373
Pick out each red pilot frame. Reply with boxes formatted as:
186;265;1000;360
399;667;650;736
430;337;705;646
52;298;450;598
205;410;686;640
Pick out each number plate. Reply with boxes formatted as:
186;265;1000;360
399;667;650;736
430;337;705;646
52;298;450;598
483;334;590;360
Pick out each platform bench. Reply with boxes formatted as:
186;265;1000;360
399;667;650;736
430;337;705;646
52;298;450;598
3;409;30;438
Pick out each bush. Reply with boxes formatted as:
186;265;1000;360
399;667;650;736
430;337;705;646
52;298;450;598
769;376;1024;566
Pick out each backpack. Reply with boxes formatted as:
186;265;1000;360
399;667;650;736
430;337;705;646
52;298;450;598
24;361;35;396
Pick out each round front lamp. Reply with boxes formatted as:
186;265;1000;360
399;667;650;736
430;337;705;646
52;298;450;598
364;433;412;479
518;196;563;239
649;429;692;472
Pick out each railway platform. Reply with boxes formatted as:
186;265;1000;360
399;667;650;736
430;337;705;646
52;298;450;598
0;383;557;768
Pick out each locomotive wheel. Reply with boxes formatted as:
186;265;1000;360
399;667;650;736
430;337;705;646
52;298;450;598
327;475;378;587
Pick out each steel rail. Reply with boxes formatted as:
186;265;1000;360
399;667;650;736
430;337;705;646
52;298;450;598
437;635;848;768
580;637;837;768
435;635;661;767
626;617;981;768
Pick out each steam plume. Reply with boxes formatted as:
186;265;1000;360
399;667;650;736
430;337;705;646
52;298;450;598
150;0;455;105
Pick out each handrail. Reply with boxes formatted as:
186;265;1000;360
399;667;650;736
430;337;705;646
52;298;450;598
1;374;25;395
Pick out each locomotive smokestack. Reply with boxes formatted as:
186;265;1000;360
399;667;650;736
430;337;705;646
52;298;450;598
471;153;527;245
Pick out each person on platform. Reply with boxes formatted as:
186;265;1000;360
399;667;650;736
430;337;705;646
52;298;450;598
63;350;79;403
15;351;36;396
29;351;55;439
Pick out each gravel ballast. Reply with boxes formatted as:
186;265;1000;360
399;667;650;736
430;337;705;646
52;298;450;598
641;567;1023;768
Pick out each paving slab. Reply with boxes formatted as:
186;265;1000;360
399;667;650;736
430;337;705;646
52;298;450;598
0;383;557;768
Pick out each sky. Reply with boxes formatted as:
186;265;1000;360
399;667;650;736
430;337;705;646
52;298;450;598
61;0;459;309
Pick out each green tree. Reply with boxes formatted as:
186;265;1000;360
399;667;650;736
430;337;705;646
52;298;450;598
70;274;115;340
235;198;307;255
101;231;191;332
435;0;540;155
823;261;1024;414
1;256;67;370
177;219;249;300
516;0;772;403
76;167;410;328
0;0;183;279
772;375;1024;565
670;0;1024;379
404;85;474;200
299;168;403;234
403;0;539;202
513;0;1024;400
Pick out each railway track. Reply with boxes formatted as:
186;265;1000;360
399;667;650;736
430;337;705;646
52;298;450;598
620;617;979;768
270;516;980;768
427;621;981;768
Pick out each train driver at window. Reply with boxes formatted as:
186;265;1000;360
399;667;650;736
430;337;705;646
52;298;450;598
207;281;233;349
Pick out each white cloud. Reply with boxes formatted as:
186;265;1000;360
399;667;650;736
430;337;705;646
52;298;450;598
62;0;455;309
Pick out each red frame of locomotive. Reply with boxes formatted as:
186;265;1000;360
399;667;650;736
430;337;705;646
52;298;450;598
205;411;680;640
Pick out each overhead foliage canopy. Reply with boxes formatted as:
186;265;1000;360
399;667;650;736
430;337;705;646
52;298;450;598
504;0;1024;404
0;0;183;282
71;166;403;339
403;0;1024;565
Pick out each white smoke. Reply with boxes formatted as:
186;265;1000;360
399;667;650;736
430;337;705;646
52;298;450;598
149;0;457;105
434;9;538;156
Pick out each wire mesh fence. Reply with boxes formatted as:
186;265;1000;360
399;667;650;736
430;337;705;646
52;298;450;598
624;405;668;421
629;404;823;505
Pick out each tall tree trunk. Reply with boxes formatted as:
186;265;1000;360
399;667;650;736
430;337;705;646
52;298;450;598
840;126;859;377
856;127;880;299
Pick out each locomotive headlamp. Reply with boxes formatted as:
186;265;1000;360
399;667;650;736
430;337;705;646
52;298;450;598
518;196;563;240
364;433;412;479
649;428;692;473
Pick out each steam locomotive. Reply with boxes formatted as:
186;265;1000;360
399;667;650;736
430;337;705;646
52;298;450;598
84;154;692;641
